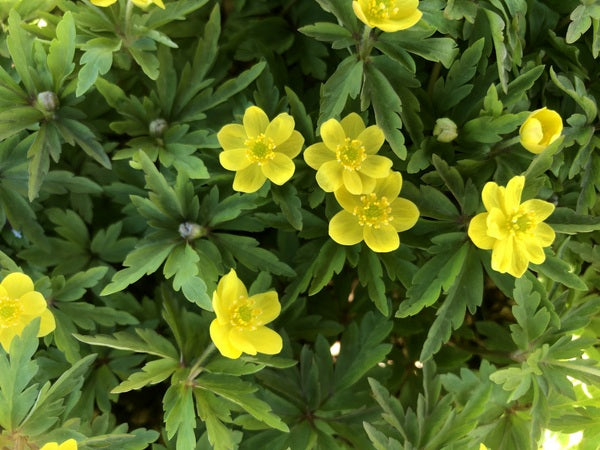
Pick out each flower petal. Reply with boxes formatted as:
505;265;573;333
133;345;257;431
376;10;422;32
521;199;555;222
265;113;295;145
228;328;257;355
219;149;252;171
38;309;55;337
210;320;242;359
352;1;371;28
487;208;508;240
343;169;363;194
233;165;267;193
359;172;376;194
374;171;402;199
360;155;392;178
243;106;269;138
491;236;513;274
364;224;399;253
329;211;363;246
509;240;530;278
0;329;15;353
19;291;46;316
90;0;118;6
249;291;280;326
1;272;34;298
532;222;555;247
481;182;503;211
261;153;295;185
214;269;248;323
504;176;524;213
304;142;334;169
320;118;346;151
390;198;419;232
334;187;362;212
340;112;365;139
232;327;283;355
357;125;385;154
217;124;247;150
524;241;545;265
316;160;344;192
468;213;495;250
519;117;544;153
276;130;304;158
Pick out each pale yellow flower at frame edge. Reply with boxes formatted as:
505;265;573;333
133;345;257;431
329;171;419;253
218;106;304;193
519;107;563;154
304;113;392;195
209;269;283;359
468;176;555;278
0;272;55;352
90;0;166;9
352;0;422;32
40;439;78;450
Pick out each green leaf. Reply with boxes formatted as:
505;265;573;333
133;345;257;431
7;10;36;94
550;67;597;123
299;22;353;46
307;240;346;295
47;11;75;92
547;207;600;233
0;107;44;141
509;278;550;349
365;64;406;159
358;249;388;315
484;9;509;92
74;328;178;359
52;266;109;301
129;45;160;80
381;29;458;68
532;252;587;291
567;3;600;43
55;118;111;169
112;358;178;394
164;383;197;448
314;0;359;33
27;124;53;201
272;183;303;231
77;38;121;97
318;56;363;126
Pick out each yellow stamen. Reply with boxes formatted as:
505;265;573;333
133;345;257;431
353;193;393;228
245;133;276;165
336;137;367;170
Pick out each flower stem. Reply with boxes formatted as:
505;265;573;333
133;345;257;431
358;25;374;61
187;343;216;381
124;0;134;39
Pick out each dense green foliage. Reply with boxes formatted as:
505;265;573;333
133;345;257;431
1;0;600;448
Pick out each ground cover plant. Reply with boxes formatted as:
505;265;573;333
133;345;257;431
1;0;600;448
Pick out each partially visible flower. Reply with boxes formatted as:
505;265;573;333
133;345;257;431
329;171;419;252
519;107;563;154
209;269;282;359
304;113;392;195
0;273;55;352
468;176;555;278
40;439;78;450
90;0;165;9
433;117;458;143
218;106;304;193
352;0;422;32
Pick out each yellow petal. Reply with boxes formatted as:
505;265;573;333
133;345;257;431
374;171;402;199
304;142;334;169
481;181;502;211
532;222;555;247
504;176;524;213
524;241;545;265
376;10;422;32
228;328;257;355
343;169;364;194
334;187;362;212
340;112;365;139
390;198;419;232
486;208;508;240
249;291;280;326
468;213;495;250
521;199;555;222
214;269;247;323
236;327;283;355
352;1;371;28
38;309;55;337
233;165;266;193
217;124;247;150
360;155;392;178
276;130;304;159
1;272;34;298
243;106;269;138
265;113;295;145
519;117;544;154
316;160;344;192
491;236;513;274
364;224;399;253
210;320;242;359
359;172;376;193
509;240;530;278
357;125;385;154
261;153;295;185
153;0;165;9
39;444;60;450
329;211;364;246
19;291;46;316
320;118;346;151
0;329;15;353
219;149;252;171
90;0;118;6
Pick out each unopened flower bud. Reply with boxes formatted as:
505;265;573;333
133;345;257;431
179;222;206;241
149;118;168;138
36;91;59;112
433;118;458;143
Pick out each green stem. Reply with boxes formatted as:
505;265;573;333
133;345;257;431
124;0;134;40
187;343;216;381
488;135;521;159
358;25;374;61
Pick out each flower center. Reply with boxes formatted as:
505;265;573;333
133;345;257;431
245;133;276;165
507;209;535;235
354;193;392;228
0;296;22;327
230;297;262;330
336;138;367;170
368;0;400;20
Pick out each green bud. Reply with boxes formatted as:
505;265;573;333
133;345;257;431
149;118;169;138
433;118;458;143
36;91;59;112
179;222;207;241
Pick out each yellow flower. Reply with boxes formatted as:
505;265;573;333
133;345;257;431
90;0;165;9
0;273;55;352
209;269;283;359
352;0;422;32
40;439;78;450
468;176;556;278
329;171;419;252
519;107;563;154
304;113;393;195
218;106;304;193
